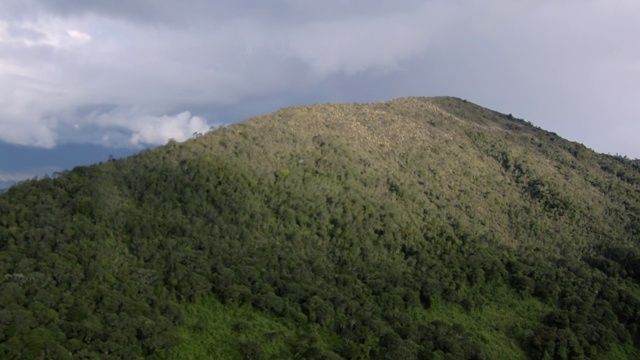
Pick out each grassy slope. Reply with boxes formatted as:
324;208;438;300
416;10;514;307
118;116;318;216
204;96;634;251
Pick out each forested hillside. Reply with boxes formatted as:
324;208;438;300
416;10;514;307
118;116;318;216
1;97;639;359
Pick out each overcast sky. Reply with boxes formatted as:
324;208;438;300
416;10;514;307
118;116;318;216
1;0;639;186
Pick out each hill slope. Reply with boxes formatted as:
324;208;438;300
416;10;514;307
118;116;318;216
1;97;639;359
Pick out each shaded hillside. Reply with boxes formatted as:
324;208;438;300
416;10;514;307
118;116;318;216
1;97;639;359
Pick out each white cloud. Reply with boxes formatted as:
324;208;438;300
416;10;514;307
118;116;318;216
66;29;91;44
92;108;211;146
0;19;91;49
0;120;58;149
128;112;209;145
0;89;59;148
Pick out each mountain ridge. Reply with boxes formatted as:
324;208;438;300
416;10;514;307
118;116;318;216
201;96;634;248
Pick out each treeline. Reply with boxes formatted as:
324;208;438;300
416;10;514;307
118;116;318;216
1;97;639;359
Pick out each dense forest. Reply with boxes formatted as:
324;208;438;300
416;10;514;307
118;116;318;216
1;97;639;359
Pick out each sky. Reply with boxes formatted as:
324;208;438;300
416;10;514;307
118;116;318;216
1;0;639;187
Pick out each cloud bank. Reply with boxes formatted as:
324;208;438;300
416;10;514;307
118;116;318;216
0;0;638;156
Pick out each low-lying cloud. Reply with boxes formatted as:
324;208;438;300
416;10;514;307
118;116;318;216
89;108;212;146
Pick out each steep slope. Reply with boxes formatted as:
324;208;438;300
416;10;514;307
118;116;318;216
0;97;639;359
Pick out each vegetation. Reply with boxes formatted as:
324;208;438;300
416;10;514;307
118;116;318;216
1;97;639;359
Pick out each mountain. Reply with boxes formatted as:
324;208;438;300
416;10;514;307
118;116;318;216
1;97;639;359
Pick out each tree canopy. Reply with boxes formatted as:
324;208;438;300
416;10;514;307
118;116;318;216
1;97;639;359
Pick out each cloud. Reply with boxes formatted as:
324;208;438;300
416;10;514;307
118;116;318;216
88;107;212;146
288;10;430;76
66;29;90;43
0;0;638;157
128;112;210;145
0;18;91;49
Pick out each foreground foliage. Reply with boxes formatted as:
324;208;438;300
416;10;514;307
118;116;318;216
1;97;639;359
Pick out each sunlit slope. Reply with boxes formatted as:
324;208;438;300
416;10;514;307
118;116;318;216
190;96;636;252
